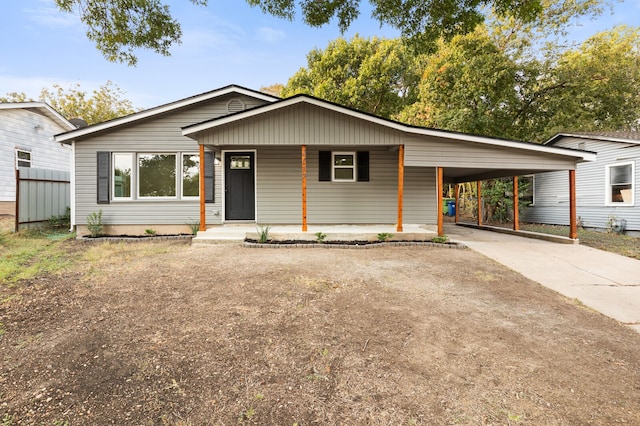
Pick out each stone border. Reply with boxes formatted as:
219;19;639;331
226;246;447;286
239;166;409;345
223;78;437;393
243;240;466;249
78;235;193;244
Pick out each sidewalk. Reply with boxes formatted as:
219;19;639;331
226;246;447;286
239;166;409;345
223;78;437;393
445;224;640;333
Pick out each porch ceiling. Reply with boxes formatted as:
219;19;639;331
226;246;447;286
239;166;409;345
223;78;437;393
443;167;559;183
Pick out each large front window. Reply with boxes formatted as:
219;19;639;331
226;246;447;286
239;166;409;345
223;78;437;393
606;162;634;205
138;154;177;198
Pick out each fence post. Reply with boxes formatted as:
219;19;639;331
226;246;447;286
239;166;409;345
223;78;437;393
14;169;20;233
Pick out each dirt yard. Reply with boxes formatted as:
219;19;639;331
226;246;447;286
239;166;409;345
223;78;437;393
1;239;640;425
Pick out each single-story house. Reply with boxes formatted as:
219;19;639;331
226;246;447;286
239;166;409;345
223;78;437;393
54;85;595;238
0;102;75;215
525;132;639;236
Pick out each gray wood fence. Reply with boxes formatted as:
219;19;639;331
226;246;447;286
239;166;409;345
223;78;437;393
15;167;70;231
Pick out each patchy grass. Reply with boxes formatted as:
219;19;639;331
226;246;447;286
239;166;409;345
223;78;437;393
521;223;640;260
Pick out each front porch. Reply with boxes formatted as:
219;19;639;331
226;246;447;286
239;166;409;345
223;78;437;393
193;223;437;243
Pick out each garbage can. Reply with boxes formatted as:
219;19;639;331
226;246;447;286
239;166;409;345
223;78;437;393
447;201;456;217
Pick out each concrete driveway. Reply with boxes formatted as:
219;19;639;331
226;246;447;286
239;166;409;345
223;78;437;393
446;224;640;333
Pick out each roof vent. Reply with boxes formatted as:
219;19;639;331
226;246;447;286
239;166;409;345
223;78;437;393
70;118;88;128
227;99;245;113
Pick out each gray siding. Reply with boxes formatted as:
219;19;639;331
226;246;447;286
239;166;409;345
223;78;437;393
250;146;435;224
74;94;266;225
524;137;640;231
1;108;71;201
201;103;406;146
404;135;576;170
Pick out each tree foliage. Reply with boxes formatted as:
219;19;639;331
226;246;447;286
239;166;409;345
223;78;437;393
283;35;422;118
1;81;138;125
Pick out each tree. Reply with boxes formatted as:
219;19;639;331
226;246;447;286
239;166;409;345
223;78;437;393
260;84;285;97
1;81;138;125
283;35;422;118
53;0;544;65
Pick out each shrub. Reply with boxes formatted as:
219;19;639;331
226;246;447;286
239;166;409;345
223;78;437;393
86;210;103;237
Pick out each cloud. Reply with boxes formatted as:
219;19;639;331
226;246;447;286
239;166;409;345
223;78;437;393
256;27;286;43
25;2;79;28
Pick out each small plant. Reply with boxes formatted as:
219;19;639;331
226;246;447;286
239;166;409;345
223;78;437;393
432;235;449;244
238;406;255;421
144;228;157;236
315;232;327;243
377;232;393;242
257;225;271;243
0;322;5;338
47;207;71;230
1;413;15;426
186;219;200;235
86;210;103;237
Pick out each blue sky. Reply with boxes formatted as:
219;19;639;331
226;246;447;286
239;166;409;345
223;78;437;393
1;0;638;109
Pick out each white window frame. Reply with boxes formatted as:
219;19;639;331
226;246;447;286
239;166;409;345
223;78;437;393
181;152;200;199
112;153;133;200
15;149;32;168
605;161;635;206
332;151;356;182
136;153;179;199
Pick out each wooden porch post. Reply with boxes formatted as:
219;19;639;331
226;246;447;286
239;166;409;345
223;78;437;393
199;144;206;232
437;167;444;236
454;183;459;224
397;145;404;232
301;145;308;232
477;180;482;226
569;169;577;239
513;176;519;231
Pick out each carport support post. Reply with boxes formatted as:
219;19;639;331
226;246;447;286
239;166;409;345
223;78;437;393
477;180;482;226
513;176;519;231
199;144;206;232
301;145;307;232
397;145;404;232
569;169;577;239
437;167;444;236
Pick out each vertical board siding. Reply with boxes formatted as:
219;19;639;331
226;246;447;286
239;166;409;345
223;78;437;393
74;95;265;225
524;137;640;231
17;167;70;230
1;108;71;201
203;103;406;146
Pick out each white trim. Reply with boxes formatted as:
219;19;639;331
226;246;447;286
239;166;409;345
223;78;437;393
15;148;32;168
221;149;258;223
55;86;278;143
0;102;76;131
605;161;635;206
70;141;76;231
546;133;640;146
183;96;596;162
136;153;179;200
332;151;356;182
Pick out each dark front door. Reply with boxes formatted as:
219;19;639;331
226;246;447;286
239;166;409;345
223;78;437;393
225;152;255;220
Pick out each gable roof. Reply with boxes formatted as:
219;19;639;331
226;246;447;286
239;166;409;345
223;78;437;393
54;85;279;143
183;94;596;162
545;131;640;146
0;102;76;130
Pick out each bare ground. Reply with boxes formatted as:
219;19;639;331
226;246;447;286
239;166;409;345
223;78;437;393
1;240;640;425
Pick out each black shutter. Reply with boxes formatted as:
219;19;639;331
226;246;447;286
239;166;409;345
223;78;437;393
204;150;215;203
96;151;110;204
319;150;331;182
357;151;369;182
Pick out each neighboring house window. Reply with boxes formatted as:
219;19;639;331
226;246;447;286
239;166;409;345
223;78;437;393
138;153;177;198
606;162;634;205
519;175;535;206
318;151;369;182
113;153;133;199
16;149;31;168
182;153;200;198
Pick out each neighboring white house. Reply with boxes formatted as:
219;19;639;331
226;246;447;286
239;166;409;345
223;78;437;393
525;132;640;235
0;102;76;215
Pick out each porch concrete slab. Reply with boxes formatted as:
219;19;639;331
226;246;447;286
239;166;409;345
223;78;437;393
193;224;436;243
446;224;640;331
